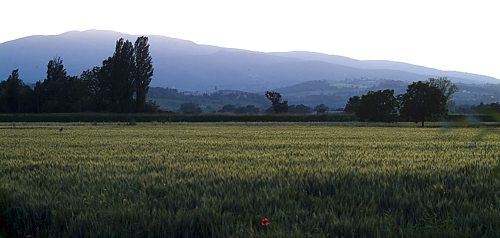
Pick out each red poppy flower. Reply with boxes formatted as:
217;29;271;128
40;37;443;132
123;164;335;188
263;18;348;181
260;217;269;227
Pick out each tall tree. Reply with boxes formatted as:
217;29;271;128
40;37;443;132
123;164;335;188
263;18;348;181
400;81;447;127
80;37;156;113
133;36;154;112
103;39;136;112
265;91;288;113
0;69;34;113
0;69;22;112
46;57;67;82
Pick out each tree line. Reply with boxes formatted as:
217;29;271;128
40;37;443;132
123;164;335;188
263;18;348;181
265;77;460;127
0;37;155;113
178;102;330;114
344;77;456;126
262;91;330;114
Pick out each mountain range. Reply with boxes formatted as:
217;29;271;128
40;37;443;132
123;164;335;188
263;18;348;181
1;30;499;110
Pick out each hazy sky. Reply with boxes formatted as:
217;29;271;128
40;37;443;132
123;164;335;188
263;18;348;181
1;0;499;78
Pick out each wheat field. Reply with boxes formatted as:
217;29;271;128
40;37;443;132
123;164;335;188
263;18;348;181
0;123;498;237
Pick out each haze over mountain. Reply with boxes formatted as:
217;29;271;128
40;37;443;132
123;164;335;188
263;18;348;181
1;30;498;94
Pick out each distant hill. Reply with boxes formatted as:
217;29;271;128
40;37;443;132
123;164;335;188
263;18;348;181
1;30;498;93
270;51;499;84
147;87;269;112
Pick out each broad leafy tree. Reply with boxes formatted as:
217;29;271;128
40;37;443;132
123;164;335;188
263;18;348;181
289;104;313;114
314;104;329;114
400;81;447;127
344;96;361;113
265;91;288;113
355;90;398;122
34;57;86;112
427;77;458;101
0;69;34;113
80;67;105;111
428;77;458;111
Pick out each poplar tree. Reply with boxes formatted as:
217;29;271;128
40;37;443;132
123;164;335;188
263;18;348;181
133;36;154;112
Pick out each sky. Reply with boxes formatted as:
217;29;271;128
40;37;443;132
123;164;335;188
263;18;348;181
1;0;499;79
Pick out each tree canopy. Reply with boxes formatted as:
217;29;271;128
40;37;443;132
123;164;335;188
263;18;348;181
133;36;154;112
344;96;361;113
0;69;34;113
314;104;329;114
399;81;447;127
427;77;458;101
34;57;86;112
355;89;398;122
265;91;288;113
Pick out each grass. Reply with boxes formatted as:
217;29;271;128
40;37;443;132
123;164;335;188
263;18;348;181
0;123;498;237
